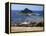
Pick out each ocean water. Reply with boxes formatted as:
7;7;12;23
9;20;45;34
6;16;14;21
11;10;44;24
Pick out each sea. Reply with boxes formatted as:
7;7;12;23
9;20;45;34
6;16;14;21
11;10;44;24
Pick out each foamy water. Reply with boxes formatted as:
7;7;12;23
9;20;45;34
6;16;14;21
11;11;43;25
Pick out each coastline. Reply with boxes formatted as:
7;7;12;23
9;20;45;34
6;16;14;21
11;27;44;32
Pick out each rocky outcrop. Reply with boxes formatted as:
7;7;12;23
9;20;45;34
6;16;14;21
21;8;32;14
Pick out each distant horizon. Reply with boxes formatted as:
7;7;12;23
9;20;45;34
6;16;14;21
11;8;43;11
11;4;43;11
11;9;43;11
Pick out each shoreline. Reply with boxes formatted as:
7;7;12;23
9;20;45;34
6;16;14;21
11;27;44;32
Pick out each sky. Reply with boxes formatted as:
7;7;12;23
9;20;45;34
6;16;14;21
11;4;43;11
